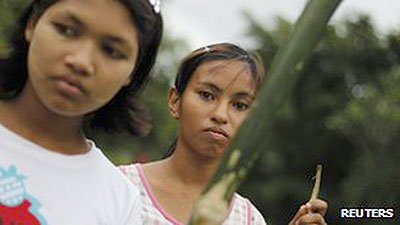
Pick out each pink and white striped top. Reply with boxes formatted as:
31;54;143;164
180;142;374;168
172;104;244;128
120;164;267;225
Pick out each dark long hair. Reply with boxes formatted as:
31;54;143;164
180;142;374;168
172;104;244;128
163;43;265;158
0;0;163;136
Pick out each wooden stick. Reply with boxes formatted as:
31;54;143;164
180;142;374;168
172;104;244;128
310;164;322;201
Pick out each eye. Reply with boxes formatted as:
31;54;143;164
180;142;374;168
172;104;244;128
101;42;127;59
232;101;249;111
53;22;77;37
198;90;215;101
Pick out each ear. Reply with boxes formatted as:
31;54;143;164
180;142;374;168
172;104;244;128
24;17;37;43
168;87;180;120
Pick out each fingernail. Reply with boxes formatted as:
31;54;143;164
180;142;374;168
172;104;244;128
306;202;312;209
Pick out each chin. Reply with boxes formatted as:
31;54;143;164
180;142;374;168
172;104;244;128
44;101;91;118
204;145;226;159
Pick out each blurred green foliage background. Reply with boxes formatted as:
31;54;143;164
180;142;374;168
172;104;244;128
1;1;399;224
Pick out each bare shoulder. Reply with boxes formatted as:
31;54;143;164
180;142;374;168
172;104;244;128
141;160;169;179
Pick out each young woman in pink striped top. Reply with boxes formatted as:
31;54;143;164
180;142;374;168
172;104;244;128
121;43;328;225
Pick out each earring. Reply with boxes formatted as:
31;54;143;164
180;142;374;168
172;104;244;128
172;111;179;119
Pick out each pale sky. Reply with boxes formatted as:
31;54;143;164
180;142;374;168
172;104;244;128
162;0;400;49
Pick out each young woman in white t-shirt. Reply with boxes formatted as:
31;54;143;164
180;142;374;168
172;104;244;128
0;0;162;224
121;43;328;225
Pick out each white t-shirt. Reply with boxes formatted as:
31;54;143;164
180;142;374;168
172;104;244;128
0;124;142;225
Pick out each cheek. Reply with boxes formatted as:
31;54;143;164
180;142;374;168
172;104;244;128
178;97;204;128
27;40;60;96
180;95;211;123
28;40;49;76
90;65;132;104
230;113;249;135
29;23;63;61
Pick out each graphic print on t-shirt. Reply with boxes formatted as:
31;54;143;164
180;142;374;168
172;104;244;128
0;165;47;225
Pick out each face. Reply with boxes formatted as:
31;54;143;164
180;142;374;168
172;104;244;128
24;0;139;117
169;60;257;158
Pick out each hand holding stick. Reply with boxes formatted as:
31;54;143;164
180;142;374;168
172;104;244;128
288;165;328;225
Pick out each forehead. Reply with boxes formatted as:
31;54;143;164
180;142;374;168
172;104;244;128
189;60;256;94
43;0;138;42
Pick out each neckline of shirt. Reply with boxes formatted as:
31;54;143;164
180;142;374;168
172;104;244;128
0;122;98;164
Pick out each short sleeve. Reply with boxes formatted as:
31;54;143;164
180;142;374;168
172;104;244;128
248;200;267;225
115;164;143;225
122;190;143;225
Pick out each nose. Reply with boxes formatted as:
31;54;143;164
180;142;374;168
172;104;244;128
210;101;229;125
65;41;95;76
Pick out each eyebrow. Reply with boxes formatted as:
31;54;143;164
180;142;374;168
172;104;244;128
198;82;255;99
61;11;134;52
233;92;255;100
198;82;222;94
62;12;84;28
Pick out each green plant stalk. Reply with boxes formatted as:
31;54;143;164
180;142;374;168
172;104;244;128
188;0;343;224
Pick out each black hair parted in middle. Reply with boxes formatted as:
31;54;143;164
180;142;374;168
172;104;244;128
0;0;164;137
174;43;264;96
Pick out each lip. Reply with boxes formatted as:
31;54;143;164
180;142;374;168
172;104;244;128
204;126;229;140
52;75;87;98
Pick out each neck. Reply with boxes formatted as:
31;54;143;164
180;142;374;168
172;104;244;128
163;138;221;188
0;85;88;155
